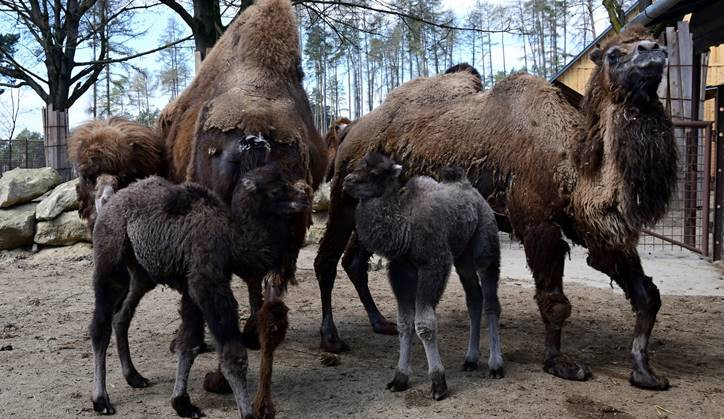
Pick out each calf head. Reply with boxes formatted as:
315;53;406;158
343;152;402;200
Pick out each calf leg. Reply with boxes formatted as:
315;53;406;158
478;259;504;378
386;259;417;392
415;263;452;401
113;272;155;389
190;277;255;419
170;294;205;418
342;232;397;335
454;256;483;372
523;224;591;381
91;268;130;415
242;276;263;351
587;247;669;390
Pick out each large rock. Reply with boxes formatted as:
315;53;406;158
313;182;331;212
0;203;37;250
0;167;61;208
34;210;91;246
304;212;328;246
35;178;80;221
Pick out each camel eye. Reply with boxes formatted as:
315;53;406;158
607;49;622;63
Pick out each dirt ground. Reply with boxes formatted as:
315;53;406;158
0;243;722;419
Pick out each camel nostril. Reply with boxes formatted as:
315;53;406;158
637;44;648;52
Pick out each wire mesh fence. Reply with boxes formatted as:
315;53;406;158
639;120;714;256
0;138;46;174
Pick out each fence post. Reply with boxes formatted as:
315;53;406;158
714;85;724;261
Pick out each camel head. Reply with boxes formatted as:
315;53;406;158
343;152;402;200
94;174;119;216
589;25;667;105
233;163;310;216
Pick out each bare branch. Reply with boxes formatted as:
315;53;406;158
74;34;193;66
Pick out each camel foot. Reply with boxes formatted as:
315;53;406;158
253;396;275;419
430;371;448;401
544;355;593;381
488;366;505;379
371;318;398;335
125;371;151;388
630;369;670;390
386;371;410;392
92;395;116;415
319;327;350;353
462;360;478;371
171;394;204;418
203;370;232;394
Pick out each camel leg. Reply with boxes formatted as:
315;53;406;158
479;260;504;378
113;275;155;389
252;283;289;419
587;247;670;390
415;263;452;401
454;256;483;372
170;293;205;418
341;231;397;335
190;276;256;419
314;183;355;353
90;267;130;415
523;224;592;381
386;259;417;392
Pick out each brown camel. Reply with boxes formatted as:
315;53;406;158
158;0;327;417
315;25;676;391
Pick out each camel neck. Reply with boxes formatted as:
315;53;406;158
355;189;410;260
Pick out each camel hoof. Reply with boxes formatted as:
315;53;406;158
630;370;670;390
171;394;205;418
92;396;116;415
371;319;398;335
203;371;232;394
430;372;448;401
462;360;478;371
543;356;593;381
253;398;275;419
386;371;410;392
488;367;505;379
125;371;151;388
319;328;350;353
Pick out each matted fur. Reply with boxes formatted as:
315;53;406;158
68;117;165;225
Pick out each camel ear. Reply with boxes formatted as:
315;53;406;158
590;46;603;66
391;164;402;178
241;178;256;192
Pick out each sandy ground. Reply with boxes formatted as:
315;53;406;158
0;242;723;419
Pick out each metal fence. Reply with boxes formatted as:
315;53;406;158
0;139;46;174
640;119;717;258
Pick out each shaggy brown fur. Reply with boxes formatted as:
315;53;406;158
316;26;676;391
324;118;352;181
157;1;327;416
68;117;165;229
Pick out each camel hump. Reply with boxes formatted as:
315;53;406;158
445;63;481;81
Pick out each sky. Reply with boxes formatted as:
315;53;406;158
0;0;614;138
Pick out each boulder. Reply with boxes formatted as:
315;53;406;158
0;203;37;250
35;178;80;221
34;210;91;246
313;182;331;212
0;167;61;208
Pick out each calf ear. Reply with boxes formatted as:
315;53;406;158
391;164;402;178
241;178;256;192
589;45;603;66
